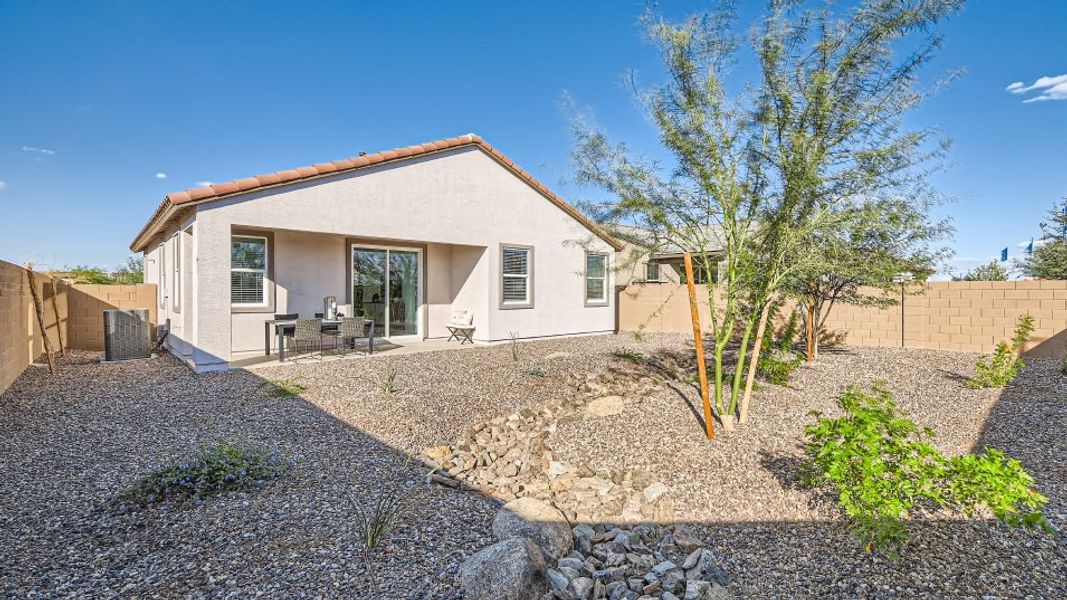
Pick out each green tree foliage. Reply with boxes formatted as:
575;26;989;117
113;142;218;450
788;199;951;361
957;260;1009;281
114;255;145;284
68;266;116;284
1020;198;1067;280
803;385;1050;555
968;313;1035;389
571;0;960;429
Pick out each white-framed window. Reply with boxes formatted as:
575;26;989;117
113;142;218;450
500;245;533;308
231;235;268;306
585;252;608;305
644;261;660;282
172;233;181;312
158;242;167;308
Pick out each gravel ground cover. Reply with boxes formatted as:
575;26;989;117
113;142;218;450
1;334;1063;599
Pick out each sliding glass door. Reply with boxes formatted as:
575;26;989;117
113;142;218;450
352;245;421;339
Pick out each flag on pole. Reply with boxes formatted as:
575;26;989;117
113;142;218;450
1000;247;1008;262
1026;239;1034;255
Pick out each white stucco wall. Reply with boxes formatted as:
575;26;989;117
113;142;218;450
161;146;614;370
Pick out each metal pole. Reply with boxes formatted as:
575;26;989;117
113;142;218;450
900;282;905;348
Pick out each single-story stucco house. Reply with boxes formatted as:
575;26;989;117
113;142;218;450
130;134;623;372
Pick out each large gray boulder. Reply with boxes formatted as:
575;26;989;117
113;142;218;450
459;538;547;600
492;497;574;559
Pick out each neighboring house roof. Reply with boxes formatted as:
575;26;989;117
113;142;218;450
609;223;726;257
130;134;623;252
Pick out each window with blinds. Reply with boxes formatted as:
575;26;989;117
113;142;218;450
585;252;608;304
231;235;268;306
501;245;532;307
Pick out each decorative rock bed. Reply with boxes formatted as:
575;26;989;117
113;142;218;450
460;497;732;600
421;369;682;524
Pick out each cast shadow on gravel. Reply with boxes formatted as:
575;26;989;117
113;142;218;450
2;344;1064;600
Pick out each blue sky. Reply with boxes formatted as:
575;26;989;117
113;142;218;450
1;1;1064;275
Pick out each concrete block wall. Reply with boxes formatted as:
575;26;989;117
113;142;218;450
618;280;1067;357
0;260;67;395
67;284;158;350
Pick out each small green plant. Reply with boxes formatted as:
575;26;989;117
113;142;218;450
756;304;802;384
612;347;647;364
968;313;1035;389
351;484;417;549
259;378;305;397
802;385;1050;556
1060;347;1067;376
376;368;398;394
523;365;548;378
509;332;521;361
116;443;292;507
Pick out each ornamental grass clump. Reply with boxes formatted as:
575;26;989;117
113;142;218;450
968;313;1035;389
802;385;1050;556
351;483;418;549
116;442;293;508
260;378;305;397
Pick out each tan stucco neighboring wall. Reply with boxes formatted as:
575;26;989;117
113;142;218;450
0;261;67;395
153;146;613;369
66;284;158;350
619;280;1067;357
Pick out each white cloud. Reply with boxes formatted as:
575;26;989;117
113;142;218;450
21;145;55;155
155;172;168;179
1005;74;1067;103
0;180;7;191
195;180;212;187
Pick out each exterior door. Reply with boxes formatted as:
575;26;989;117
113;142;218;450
351;245;421;339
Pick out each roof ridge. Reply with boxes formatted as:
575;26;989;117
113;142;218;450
131;134;622;252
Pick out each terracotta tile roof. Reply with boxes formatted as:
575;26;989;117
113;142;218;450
130;133;622;251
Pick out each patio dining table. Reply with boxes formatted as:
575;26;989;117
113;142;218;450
264;318;374;362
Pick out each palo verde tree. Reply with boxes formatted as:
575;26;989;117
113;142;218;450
748;0;963;393
1019;197;1067;280
786;197;951;362
571;9;766;431
572;0;961;429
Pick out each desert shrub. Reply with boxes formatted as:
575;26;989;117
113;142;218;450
802;385;1050;555
260;378;305;397
351;483;417;549
1060;348;1067;376
523;365;548;378
757;303;802;384
613;347;647;364
968;313;1035;388
117;443;292;507
509;332;521;361
376;368;398;394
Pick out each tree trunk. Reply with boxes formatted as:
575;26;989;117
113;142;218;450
739;301;771;425
805;299;815;362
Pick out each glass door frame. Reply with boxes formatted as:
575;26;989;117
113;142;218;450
350;243;424;340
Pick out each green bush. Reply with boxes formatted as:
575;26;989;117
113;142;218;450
757;303;801;384
968;313;1035;389
802;385;1050;555
1060;348;1067;377
116;443;292;507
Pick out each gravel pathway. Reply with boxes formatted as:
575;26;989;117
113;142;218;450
1;334;1063;598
